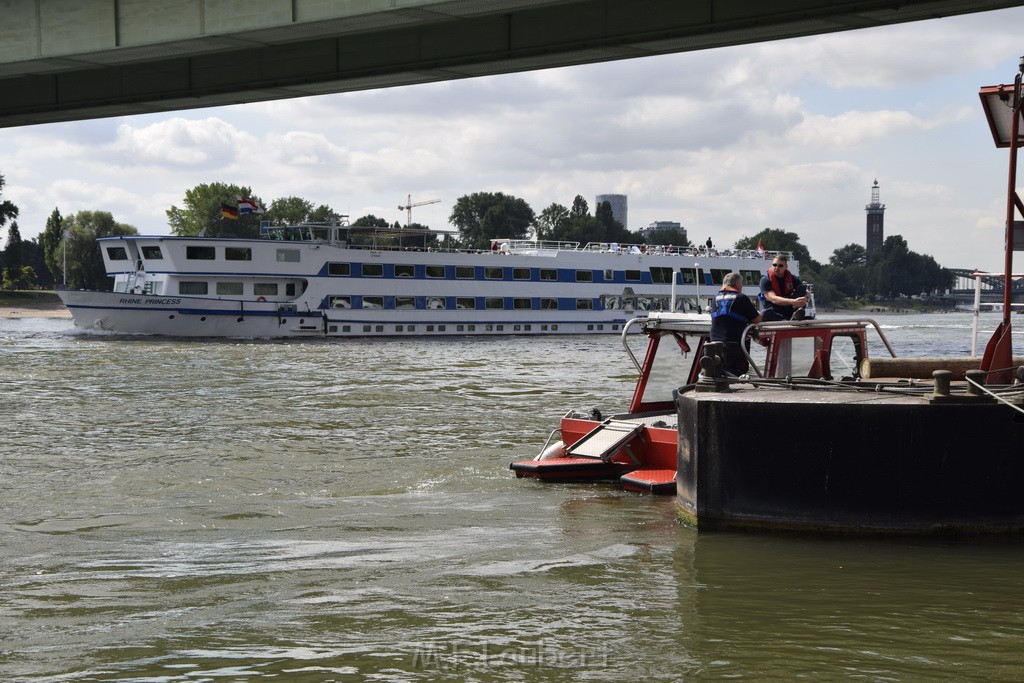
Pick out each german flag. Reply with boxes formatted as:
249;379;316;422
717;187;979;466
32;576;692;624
221;202;239;220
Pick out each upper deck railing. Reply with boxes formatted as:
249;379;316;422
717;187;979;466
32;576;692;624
498;238;790;260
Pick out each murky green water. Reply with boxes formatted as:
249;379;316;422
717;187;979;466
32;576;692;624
2;314;1023;681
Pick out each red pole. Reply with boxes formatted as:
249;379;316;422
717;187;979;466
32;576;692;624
1003;71;1021;332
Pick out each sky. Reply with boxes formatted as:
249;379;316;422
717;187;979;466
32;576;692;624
3;7;1024;273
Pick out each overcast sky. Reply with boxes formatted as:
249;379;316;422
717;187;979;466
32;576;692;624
3;7;1024;273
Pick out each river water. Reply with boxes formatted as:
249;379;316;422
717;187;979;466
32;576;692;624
2;312;1023;681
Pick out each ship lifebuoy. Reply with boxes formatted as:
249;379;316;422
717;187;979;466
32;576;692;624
257;296;267;302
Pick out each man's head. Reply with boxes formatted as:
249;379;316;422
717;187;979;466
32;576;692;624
771;254;789;272
722;272;743;290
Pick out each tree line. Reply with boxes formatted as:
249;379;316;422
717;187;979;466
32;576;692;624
0;176;953;302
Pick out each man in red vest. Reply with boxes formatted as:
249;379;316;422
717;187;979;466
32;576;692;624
759;254;808;321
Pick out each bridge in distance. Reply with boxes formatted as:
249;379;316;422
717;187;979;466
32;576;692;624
947;268;1024;306
2;1;1024;127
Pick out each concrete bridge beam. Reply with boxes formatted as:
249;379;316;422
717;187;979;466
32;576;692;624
1;0;1023;127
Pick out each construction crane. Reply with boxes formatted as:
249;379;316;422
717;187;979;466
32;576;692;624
398;194;441;227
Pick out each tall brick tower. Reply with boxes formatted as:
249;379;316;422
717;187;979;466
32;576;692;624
865;179;885;257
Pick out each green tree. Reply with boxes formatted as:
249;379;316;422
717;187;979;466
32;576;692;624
866;235;952;297
645;227;690;248
534;203;569;241
829;243;867;269
266;196;314;225
0;173;18;234
22;236;51;288
3;220;23;287
42;208;64;286
353;214;389;227
2;265;36;290
449;192;534;249
61;211;138;290
166;183;265;238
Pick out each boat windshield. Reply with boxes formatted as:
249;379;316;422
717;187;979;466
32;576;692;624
640;335;699;404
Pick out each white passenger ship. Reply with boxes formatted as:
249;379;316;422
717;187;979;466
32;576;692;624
57;224;794;338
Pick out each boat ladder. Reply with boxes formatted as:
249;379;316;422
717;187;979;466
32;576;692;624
564;419;647;463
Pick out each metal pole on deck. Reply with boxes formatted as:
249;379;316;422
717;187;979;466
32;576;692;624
972;272;982;357
694;263;701;313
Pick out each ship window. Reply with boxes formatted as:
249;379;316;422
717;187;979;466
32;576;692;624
485;297;504;310
225;247;252;261
330;296;351;308
456;297;476;309
426;296;446;310
179;281;208;295
141;246;163;259
575;270;593;282
512;268;530;280
407;325;416;332
740;270;761;285
363;296;384;309
395;264;414;278
710;269;730;286
395;296;415;309
649;267;673;284
276;249;300;263
328;263;351;276
540;298;558;310
254;283;279;296
625;270;642;282
576;298;594;310
680;268;696;284
216;282;243;296
426;265;445;278
455;266;475;279
513;298;531;310
187;246;216;260
540;268;557;281
362;263;383;277
484;267;503;280
604;269;613;280
106;247;129;260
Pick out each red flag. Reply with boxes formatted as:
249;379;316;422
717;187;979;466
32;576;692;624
757;239;765;251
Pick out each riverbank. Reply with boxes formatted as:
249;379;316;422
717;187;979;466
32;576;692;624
0;292;71;319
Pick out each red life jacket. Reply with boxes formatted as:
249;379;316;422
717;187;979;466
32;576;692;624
767;268;796;297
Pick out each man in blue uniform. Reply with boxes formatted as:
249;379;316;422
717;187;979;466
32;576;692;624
710;272;762;376
759;254;808;321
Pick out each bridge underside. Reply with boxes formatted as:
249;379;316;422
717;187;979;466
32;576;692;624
1;0;1022;128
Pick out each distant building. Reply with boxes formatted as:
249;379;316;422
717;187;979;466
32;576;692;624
640;220;687;242
596;193;627;228
865;179;885;257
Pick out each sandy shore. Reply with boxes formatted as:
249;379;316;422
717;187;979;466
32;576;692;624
2;305;72;319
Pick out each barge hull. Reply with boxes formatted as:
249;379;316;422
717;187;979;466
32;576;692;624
676;388;1024;534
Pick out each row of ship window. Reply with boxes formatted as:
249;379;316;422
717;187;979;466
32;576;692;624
326;295;697;311
325;262;763;286
106;245;762;286
325;323;623;334
120;279;703;311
